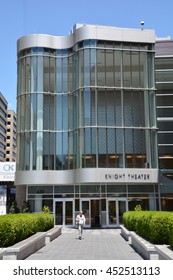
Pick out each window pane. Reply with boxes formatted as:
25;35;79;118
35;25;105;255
131;52;140;88
114;51;121;87
97;49;105;86
106;50;114;86
123;51;131;87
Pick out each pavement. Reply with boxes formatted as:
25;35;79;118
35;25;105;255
26;227;143;260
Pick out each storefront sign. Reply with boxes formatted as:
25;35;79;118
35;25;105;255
104;169;158;183
0;162;16;181
0;185;7;215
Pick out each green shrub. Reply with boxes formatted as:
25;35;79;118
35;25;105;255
42;206;51;214
149;212;173;244
123;211;173;246
169;217;173;247
0;213;54;247
134;204;142;211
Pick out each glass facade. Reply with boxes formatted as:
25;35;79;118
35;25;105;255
17;40;157;171
26;181;159;227
16;25;160;226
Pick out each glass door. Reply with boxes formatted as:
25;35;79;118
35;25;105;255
118;200;127;224
55;201;63;225
54;199;74;226
80;199;101;227
108;200;117;226
107;198;128;227
80;199;91;227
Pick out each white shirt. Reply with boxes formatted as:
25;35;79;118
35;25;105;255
76;214;86;225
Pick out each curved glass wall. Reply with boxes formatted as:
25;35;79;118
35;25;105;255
17;41;157;171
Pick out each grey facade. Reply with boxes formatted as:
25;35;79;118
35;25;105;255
156;40;173;211
16;24;159;227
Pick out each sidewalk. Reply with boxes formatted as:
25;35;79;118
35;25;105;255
26;227;143;260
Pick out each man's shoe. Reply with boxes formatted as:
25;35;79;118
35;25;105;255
79;236;81;240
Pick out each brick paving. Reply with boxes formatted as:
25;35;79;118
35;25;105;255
26;227;143;260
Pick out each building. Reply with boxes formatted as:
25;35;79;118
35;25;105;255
0;93;17;213
15;24;158;227
6;110;17;162
155;39;173;211
0;93;17;163
0;92;8;162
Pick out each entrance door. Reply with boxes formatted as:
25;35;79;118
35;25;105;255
107;199;128;227
80;199;101;227
54;199;74;226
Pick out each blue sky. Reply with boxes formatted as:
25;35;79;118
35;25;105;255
0;0;173;111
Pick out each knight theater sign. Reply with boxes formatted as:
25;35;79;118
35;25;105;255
0;162;16;181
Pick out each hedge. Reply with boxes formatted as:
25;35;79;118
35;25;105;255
123;211;173;246
0;213;54;247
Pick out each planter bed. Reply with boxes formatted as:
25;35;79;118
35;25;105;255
154;245;173;260
130;231;158;260
120;225;131;243
3;232;46;260
121;227;173;260
45;226;62;244
2;226;62;260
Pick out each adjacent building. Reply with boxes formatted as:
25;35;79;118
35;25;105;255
155;39;173;211
0;92;8;162
0;93;17;214
6;110;17;162
15;24;159;227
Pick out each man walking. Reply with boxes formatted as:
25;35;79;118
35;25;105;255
76;211;86;240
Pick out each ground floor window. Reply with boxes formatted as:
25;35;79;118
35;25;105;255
26;184;160;227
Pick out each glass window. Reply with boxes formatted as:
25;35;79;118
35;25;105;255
50;57;55;93
90;49;96;86
84;48;90;86
140;52;147;88
97;89;106;126
49;95;55;130
43;132;49;170
79;50;84;87
114;51;121;87
28;185;53;194
91;89;96;126
56;95;62;130
124;91;145;127
62;95;68;130
30;132;35;170
107;185;126;193
116;129;124;167
68;55;73;92
63;57;68;92
131;52;140;88
123;51;131;87
98;128;107;167
97;49;105;86
56;132;63;170
24;132;30;170
128;185;154;193
80;185;100;193
84;89;91;126
43;57;49;92
56;58;62;92
43;95;49;130
26;56;31;92
106;50;114;87
54;185;74;193
107;90;115;126
62;132;68;170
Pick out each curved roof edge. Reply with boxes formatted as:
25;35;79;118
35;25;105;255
17;24;156;52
